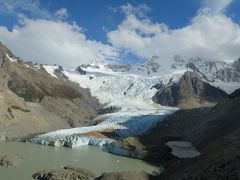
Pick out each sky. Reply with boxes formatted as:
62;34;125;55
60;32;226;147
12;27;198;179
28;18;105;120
0;0;240;67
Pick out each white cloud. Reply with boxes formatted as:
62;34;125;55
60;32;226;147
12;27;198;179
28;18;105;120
201;0;234;14
0;18;119;67
55;8;69;19
120;3;150;18
0;0;51;18
107;0;240;66
0;0;238;68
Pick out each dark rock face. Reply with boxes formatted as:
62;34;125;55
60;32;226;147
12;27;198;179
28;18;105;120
96;106;120;115
54;66;69;81
33;166;95;180
76;66;87;75
96;171;151;180
0;154;22;167
181;155;240;180
152;83;178;106
229;88;240;99
152;72;227;107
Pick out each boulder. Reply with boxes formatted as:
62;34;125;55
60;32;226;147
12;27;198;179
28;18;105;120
0;154;22;167
33;166;95;180
96;171;151;180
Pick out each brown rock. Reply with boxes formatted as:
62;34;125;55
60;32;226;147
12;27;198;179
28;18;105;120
96;171;151;180
32;166;95;180
0;154;22;167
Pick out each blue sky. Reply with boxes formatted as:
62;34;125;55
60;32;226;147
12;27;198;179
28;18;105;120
0;0;240;67
46;0;201;42
0;0;203;42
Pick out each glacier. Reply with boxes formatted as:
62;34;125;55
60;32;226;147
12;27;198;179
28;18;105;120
31;64;179;148
32;60;240;148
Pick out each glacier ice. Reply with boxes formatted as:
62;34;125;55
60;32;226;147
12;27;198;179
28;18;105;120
33;60;240;149
31;65;180;148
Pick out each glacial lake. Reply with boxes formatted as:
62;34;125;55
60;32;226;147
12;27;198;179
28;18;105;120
0;142;158;180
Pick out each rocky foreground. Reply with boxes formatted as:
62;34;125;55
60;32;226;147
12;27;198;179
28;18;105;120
32;166;152;180
0;154;22;168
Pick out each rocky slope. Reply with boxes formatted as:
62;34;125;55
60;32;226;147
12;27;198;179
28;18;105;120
106;88;240;179
152;71;227;107
0;42;100;140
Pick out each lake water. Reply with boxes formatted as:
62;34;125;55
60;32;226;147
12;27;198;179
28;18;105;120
0;142;158;180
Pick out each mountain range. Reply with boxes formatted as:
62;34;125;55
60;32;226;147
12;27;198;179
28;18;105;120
0;41;240;179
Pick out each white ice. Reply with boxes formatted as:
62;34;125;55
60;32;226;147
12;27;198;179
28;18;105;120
32;65;181;147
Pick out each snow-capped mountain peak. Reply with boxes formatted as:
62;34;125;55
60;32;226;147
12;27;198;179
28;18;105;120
89;59;106;69
170;55;240;93
44;55;240;96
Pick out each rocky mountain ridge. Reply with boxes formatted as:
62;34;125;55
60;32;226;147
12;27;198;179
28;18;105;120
0;42;100;140
55;60;229;107
172;55;240;92
152;71;227;107
80;55;240;86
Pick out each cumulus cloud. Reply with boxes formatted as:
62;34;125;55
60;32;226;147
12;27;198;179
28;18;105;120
107;0;240;66
0;0;120;67
0;0;239;68
0;18;119;67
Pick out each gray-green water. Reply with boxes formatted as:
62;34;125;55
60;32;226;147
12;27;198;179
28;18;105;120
0;142;158;180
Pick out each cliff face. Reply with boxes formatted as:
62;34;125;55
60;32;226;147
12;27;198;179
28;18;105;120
152;71;227;107
0;42;100;140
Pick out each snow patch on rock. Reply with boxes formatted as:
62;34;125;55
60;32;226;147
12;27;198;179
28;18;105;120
43;65;58;78
6;54;17;62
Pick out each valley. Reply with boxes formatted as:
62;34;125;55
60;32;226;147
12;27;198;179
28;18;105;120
0;41;239;180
